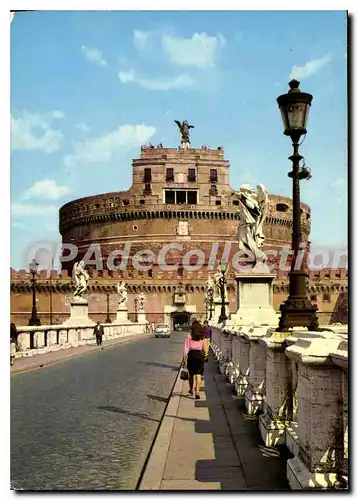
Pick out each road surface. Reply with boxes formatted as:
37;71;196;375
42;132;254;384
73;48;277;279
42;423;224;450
11;331;186;490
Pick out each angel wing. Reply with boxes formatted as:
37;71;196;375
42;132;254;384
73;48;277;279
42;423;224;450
255;184;269;234
188;124;195;129
174;120;182;129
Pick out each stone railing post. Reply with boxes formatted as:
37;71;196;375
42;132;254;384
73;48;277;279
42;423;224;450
243;327;269;415
230;331;241;385
235;332;250;399
285;336;348;489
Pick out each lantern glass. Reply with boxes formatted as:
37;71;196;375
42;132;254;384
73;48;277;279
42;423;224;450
29;259;38;274
277;80;313;139
219;260;228;274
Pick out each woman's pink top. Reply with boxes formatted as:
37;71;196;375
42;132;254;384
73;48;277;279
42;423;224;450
184;334;204;356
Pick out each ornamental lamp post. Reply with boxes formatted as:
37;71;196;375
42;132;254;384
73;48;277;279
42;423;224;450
208;288;214;321
276;79;319;331
218;261;228;324
134;297;138;323
105;288;111;324
28;259;41;326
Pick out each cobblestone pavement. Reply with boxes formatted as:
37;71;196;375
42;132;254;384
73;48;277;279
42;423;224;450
11;331;186;490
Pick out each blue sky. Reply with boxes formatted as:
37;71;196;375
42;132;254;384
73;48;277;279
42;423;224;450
10;10;347;269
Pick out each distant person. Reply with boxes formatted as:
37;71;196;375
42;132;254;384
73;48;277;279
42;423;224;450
93;321;104;347
183;320;209;399
10;322;18;366
202;320;212;362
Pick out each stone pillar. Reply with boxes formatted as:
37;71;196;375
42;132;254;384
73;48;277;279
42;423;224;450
58;329;68;345
34;330;45;349
219;330;232;375
286;336;348;489
68;328;78;344
235;333;250;399
258;330;293;447
47;330;57;347
244;327;269;415
17;332;30;351
230;332;241;386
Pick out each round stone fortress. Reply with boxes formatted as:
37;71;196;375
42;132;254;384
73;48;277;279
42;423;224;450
58;144;311;326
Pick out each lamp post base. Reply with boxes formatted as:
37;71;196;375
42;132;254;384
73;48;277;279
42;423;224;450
277;297;319;331
28;314;41;327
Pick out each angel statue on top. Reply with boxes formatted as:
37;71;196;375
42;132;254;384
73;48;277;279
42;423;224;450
117;281;128;308
232;184;269;269
73;261;89;300
174;120;195;148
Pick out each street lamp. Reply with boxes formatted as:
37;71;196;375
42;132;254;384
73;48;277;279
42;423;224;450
105;288;111;323
204;296;209;320
276;79;319;331
208;287;214;321
28;259;41;326
218;261;228;324
134;297;138;322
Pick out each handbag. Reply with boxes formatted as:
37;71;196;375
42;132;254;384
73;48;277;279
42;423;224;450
180;369;189;381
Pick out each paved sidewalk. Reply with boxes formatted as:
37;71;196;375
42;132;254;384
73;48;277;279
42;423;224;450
11;333;148;375
139;354;291;491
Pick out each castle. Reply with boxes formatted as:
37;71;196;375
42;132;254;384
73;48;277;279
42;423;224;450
10;141;348;327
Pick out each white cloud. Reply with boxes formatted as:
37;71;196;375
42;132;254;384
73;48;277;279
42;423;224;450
289;56;331;80
76;122;90;132
11;204;58;216
64;124;156;167
81;45;107;67
118;69;194;91
11;110;64;153
133;30;150;51
23;179;71;200
162;32;225;68
51;110;65;119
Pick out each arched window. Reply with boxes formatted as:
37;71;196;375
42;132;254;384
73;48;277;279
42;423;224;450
276;203;289;212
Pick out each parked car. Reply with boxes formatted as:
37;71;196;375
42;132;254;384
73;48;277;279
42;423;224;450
154;324;171;338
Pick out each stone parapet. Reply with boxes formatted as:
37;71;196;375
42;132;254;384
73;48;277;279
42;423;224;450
15;321;148;356
210;325;349;490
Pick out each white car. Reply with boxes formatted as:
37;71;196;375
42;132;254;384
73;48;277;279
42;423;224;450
154;324;171;338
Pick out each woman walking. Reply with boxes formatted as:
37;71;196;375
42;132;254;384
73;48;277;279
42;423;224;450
183;320;208;399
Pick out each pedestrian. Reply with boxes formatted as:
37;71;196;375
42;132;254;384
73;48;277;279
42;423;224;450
10;322;18;366
183;320;209;399
202;320;212;362
93;321;104;348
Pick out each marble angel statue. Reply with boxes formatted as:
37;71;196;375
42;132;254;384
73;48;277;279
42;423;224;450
117;281;128;308
233;184;269;267
138;292;146;312
73;261;89;300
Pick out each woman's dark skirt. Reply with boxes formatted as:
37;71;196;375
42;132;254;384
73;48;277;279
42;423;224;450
187;349;205;376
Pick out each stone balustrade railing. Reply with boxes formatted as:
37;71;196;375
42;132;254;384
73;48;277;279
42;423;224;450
210;323;348;490
14;321;149;358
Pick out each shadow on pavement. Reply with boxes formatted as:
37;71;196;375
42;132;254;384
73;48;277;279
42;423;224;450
97;406;160;423
146;394;169;403
138;361;179;371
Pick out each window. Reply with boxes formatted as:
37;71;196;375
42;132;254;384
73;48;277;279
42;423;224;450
140;199;145;205
123;199;129;206
165;191;175;204
144;183;151;193
209;185;218;196
215;199;221;205
209;169;218;182
311;295;317;302
144;168;152;182
176;191;186;204
188;168;196;182
187;191;197;204
178;265;184;277
148;269;153;278
323;293;331;303
95;203;100;209
233;200;239;206
166;168;174;181
276;203;289;212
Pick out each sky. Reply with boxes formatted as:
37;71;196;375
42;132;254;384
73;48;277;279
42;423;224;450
10;10;348;270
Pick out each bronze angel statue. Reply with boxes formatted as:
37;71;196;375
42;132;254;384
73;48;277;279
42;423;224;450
174;120;194;146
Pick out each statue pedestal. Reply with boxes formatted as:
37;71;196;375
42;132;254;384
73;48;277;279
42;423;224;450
137;312;148;324
230;269;278;327
115;306;129;323
63;299;95;326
